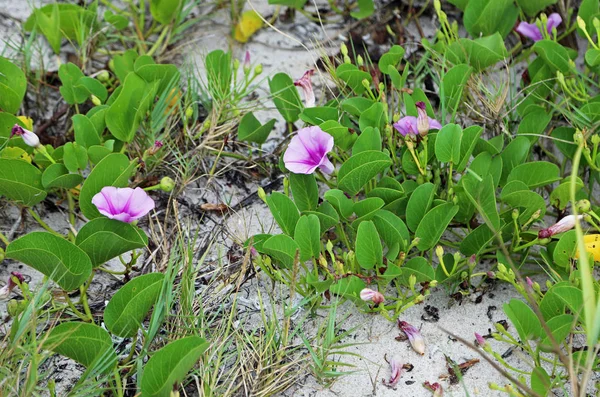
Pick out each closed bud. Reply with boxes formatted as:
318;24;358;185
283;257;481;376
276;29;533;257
11;124;40;148
512;209;519;220
233;58;240;71
343;55;352;64
497;263;507;273
361;79;370;89
360;288;385;305
576;199;591;213
7;299;20;317
357;55;364;66
91;95;101;106
341;43;349;56
97;70;110;82
393;113;400;123
326;240;333;252
257;187;267;203
577;15;586;30
435;245;444;258
318;255;328;268
185;106;194;119
254;64;263;75
409;274;417;289
429;280;438;288
0;247;4;262
159;176;175;192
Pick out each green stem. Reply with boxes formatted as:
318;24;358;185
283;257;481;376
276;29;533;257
26;208;63;238
64;294;91;322
0;231;9;246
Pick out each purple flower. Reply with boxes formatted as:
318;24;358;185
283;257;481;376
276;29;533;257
398;320;425;355
382;358;403;388
393;115;442;137
283;126;334;175
11;124;41;148
294;69;315;108
516;13;562;42
360;288;385;305
538;214;582;239
92;187;155;223
244;51;251;72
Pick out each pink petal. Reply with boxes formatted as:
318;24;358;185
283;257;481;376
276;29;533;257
516;22;542;41
393;116;418;136
428;117;442;130
127;187;155;219
283;126;334;175
546;13;562;34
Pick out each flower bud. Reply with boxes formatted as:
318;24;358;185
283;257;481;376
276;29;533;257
486;271;495;279
91;95;102;106
185;106;194;120
361;79;370;90
393;113;400;123
7;299;20;317
356;55;364;66
497;263;507;273
340;43;349;57
576;199;591;213
11;124;40;148
159;176;175;192
344;55;352;64
538;215;582;239
577;15;586;30
435;245;444;259
360;288;385;305
512;209;519;220
0;247;4;262
233;58;240;71
243;51;251;74
97;70;110;82
409;274;417;290
254;64;263;75
429;280;438;288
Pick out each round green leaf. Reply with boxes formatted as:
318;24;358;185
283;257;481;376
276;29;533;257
415;203;459;251
237;112;276;144
6;232;92;291
337;150;392;196
104;273;165;337
406;182;435;232
44;322;117;371
266;192;300;236
0;159;47;206
294;214;321;261
42;163;84;190
76;218;148;267
141;336;208;397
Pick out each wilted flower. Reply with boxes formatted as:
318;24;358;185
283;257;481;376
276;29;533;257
474;332;489;348
0;272;24;300
393;114;442;137
538;215;582;239
92;187;155;223
148;140;163;156
382;358;403;388
294;70;315;108
283;126;334;175
398;320;425;355
424;381;443;396
516;13;562;42
11;124;41;148
360;288;385;305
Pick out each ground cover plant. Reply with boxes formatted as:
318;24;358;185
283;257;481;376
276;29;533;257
0;0;599;396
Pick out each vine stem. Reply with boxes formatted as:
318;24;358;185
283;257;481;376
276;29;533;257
26;208;64;238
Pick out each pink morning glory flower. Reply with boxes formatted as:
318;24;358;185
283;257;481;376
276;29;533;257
11;124;41;148
0;272;25;300
538;214;582;239
516;13;562;42
283;126;334;175
360;288;385;305
92;187;155;223
294;69;315;108
393;111;442;137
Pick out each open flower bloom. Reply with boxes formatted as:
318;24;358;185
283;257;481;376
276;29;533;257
0;272;24;300
11;124;41;148
398;320;425;355
538;214;582;239
283;126;334;174
393;115;442;137
294;69;315;108
516;13;562;42
92;187;155;223
360;288;385;305
383;359;403;388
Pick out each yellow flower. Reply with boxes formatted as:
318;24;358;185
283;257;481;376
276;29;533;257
233;11;263;43
17;116;33;130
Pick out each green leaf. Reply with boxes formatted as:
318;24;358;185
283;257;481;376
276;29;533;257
111;50;138;82
503;299;543;341
104;273;164;337
0;57;27;114
456;125;483;172
355;221;382;269
336;64;371;95
460;223;497;256
79;153;137;220
150;0;182;24
435;123;462;163
415;203;459;251
76;218;148;267
320;120;357;151
442;64;472;113
299;106;338;125
268;0;307;7
330;275;365;299
294;215;321;261
6;232;92;290
42;164;83;190
341;97;374;117
324;189;354;220
262;234;299;267
44;322;117;370
463;0;518;38
516;0;557;17
305;202;339;235
379;45;405;75
517;109;552;143
550;178;584;210
237;112;276;144
352;197;384;228
578;0;600;38
63;142;88;173
533;40;572;74
531;366;552;397
406;182;435;232
553;230;577;268
463;174;500;230
72;114;101;148
0;159;47;206
500;137;531;185
289;173;318;212
400;256;435;284
539;314;574;353
32;5;62;53
372;209;410;254
205;49;232;102
507;161;560;188
350;0;375;18
359;103;386;132
586;49;600;67
141;336;209;397
106;73;157;142
269;73;303;123
446;34;508;71
337;151;392;196
266;192;300;236
352;127;381;155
